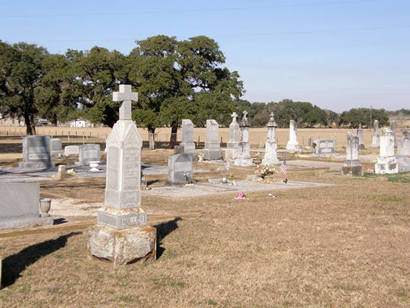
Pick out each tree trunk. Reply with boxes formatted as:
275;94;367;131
170;121;178;148
24;113;36;135
148;128;155;150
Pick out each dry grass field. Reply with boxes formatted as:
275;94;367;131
0;148;409;307
1;126;404;150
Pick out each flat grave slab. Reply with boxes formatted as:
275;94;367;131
143;180;333;198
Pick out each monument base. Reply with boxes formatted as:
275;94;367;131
233;157;253;167
375;156;398;174
286;143;300;153
18;161;54;170
97;207;147;230
0;216;53;230
203;149;223;161
88;224;156;266
342;166;363;176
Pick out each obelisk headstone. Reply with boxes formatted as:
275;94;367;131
357;124;365;150
226;112;241;162
203;119;222;160
342;132;362;176
286;120;300;153
262;112;279;166
375;128;398;174
180;119;196;159
234;111;253;166
88;85;156;266
371;120;380;148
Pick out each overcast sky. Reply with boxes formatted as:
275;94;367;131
1;0;409;112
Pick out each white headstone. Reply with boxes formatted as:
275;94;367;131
313;139;335;156
180;119;196;158
371;120;380;148
203;119;222;160
226;112;241;162
89;84;156;266
286;120;299;152
233;111;253;166
64;145;80;156
98;85;146;228
262;112;279;166
375;128;398;174
397;129;410;172
357;124;365;149
78;144;100;166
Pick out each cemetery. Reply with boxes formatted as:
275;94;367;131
0;86;408;306
1;2;409;305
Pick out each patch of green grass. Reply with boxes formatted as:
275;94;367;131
379;195;406;202
387;173;410;183
119;295;135;303
54;254;62;260
206;298;217;306
394;288;408;298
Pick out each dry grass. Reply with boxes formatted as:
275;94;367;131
1;126;403;150
0;150;409;307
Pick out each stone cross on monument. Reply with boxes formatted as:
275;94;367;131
88;84;156;266
231;112;238;122
240;111;249;127
113;85;138;120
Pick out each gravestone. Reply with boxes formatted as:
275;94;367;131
397;129;410;172
50;138;63;157
64;145;80;156
371;120;380;148
234;111;253;166
0;183;53;230
77;144;100;166
180;119;196;158
226;112;241;162
203;119;222;160
375;128;398;174
262;112;279;166
286;120;300;152
19;136;53;169
357;124;365;149
313;139;335;156
168;153;193;184
391;120;397;146
88;84;156;266
342;132;362;176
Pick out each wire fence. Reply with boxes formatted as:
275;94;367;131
0;126;378;149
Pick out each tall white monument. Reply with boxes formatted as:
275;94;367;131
234;111;253;166
371;120;380;148
357;123;365;150
375;128;398;174
226;112;241;162
88;85;156;265
262;112;279;166
286;120;300;152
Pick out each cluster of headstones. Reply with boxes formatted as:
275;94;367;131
343;120;410;175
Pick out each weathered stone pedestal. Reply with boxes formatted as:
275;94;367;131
88;225;156;266
233;111;253;167
342;165;363;176
286;120;300;153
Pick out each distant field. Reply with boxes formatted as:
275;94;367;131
0;126;403;149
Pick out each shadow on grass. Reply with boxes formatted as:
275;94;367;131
155;217;181;259
2;232;81;288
